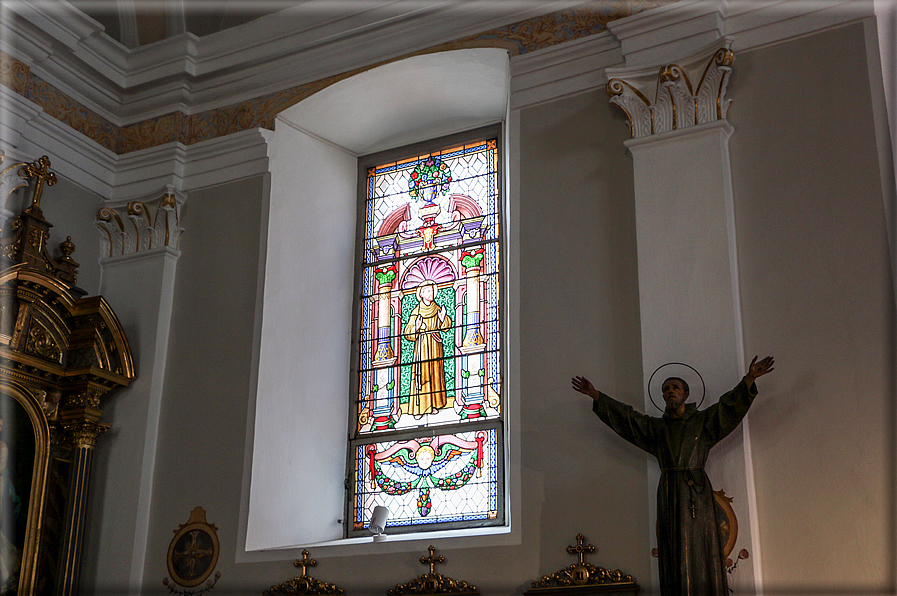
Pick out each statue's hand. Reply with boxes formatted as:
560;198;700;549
571;376;600;400
745;355;775;385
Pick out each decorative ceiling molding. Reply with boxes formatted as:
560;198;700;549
1;0;670;154
0;0;875;202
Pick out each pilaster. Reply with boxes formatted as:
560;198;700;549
82;191;183;594
605;32;762;594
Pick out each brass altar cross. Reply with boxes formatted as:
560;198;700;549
18;156;57;216
566;534;595;565
293;550;316;577
420;545;445;574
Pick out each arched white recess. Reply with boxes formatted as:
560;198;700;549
245;48;510;551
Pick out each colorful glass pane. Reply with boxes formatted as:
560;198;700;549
353;429;500;531
364;140;499;265
351;133;502;533
356;138;501;436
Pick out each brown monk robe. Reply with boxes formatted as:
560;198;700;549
403;281;452;416
572;356;774;596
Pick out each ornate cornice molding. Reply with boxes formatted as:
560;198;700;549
605;38;734;139
0;2;670;156
96;188;185;258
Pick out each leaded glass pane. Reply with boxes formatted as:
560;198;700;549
352;429;500;532
356;138;501;436
350;130;503;535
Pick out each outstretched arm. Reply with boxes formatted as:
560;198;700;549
744;355;774;387
572;375;655;454
571;376;601;402
705;355;774;444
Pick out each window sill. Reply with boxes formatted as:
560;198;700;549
237;523;517;562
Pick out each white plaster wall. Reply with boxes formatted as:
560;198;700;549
143;176;292;590
729;24;894;592
516;89;651;589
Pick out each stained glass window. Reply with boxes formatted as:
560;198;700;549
349;129;503;535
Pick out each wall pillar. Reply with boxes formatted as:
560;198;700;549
606;35;762;594
81;190;184;593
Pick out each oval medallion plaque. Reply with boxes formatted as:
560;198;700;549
166;507;220;588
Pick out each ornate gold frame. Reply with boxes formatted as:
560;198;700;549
714;489;738;558
0;379;49;595
166;507;220;588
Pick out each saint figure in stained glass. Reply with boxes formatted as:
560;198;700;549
402;281;452;417
351;131;503;535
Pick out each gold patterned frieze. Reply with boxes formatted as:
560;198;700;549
96;189;185;258
606;38;735;139
65;386;104;409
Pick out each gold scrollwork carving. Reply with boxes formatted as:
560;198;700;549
27;228;45;251
25;320;62;363
388;546;479;595
528;535;637;592
264;550;345;596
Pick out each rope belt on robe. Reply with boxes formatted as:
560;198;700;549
661;466;706;519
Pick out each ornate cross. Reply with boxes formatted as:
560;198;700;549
18;156;57;216
173;530;213;579
420;545;445;574
293;549;316;576
566;534;595;565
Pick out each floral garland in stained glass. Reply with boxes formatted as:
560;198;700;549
367;432;485;517
408;156;453;200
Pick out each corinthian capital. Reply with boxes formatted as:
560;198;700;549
96;187;185;258
63;420;110;448
606;38;734;138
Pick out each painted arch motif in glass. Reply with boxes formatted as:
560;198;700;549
351;136;503;534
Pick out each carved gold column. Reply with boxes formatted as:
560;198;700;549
55;418;107;595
